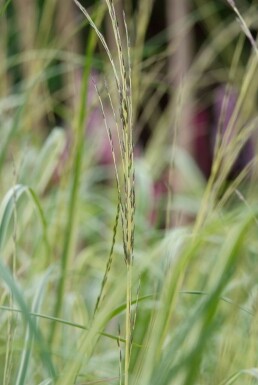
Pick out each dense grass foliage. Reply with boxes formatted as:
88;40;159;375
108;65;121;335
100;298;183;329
0;0;258;384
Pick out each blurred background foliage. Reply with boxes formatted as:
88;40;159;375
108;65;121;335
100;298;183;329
1;0;258;384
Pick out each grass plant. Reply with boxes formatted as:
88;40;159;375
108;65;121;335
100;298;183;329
0;0;258;384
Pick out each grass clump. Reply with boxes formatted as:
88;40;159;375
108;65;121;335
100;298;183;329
0;0;258;384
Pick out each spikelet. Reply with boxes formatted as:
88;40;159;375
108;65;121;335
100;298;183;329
74;0;135;266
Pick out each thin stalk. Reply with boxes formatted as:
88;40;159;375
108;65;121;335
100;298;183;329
125;263;132;385
75;4;135;384
49;21;99;344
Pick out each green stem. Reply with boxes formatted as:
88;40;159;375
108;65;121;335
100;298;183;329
49;29;96;346
125;263;132;385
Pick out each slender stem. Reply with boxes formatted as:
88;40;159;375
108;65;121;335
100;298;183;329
49;30;96;346
125;263;132;385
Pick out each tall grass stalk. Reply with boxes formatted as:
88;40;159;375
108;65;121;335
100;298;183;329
74;1;135;383
227;0;258;58
49;13;102;343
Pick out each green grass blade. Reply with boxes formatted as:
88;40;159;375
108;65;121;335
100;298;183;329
0;0;11;17
31;128;66;194
15;268;53;385
220;368;258;385
0;185;28;251
0;260;56;379
0;184;50;255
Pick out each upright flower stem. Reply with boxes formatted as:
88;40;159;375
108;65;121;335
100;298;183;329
74;4;135;384
125;263;132;385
